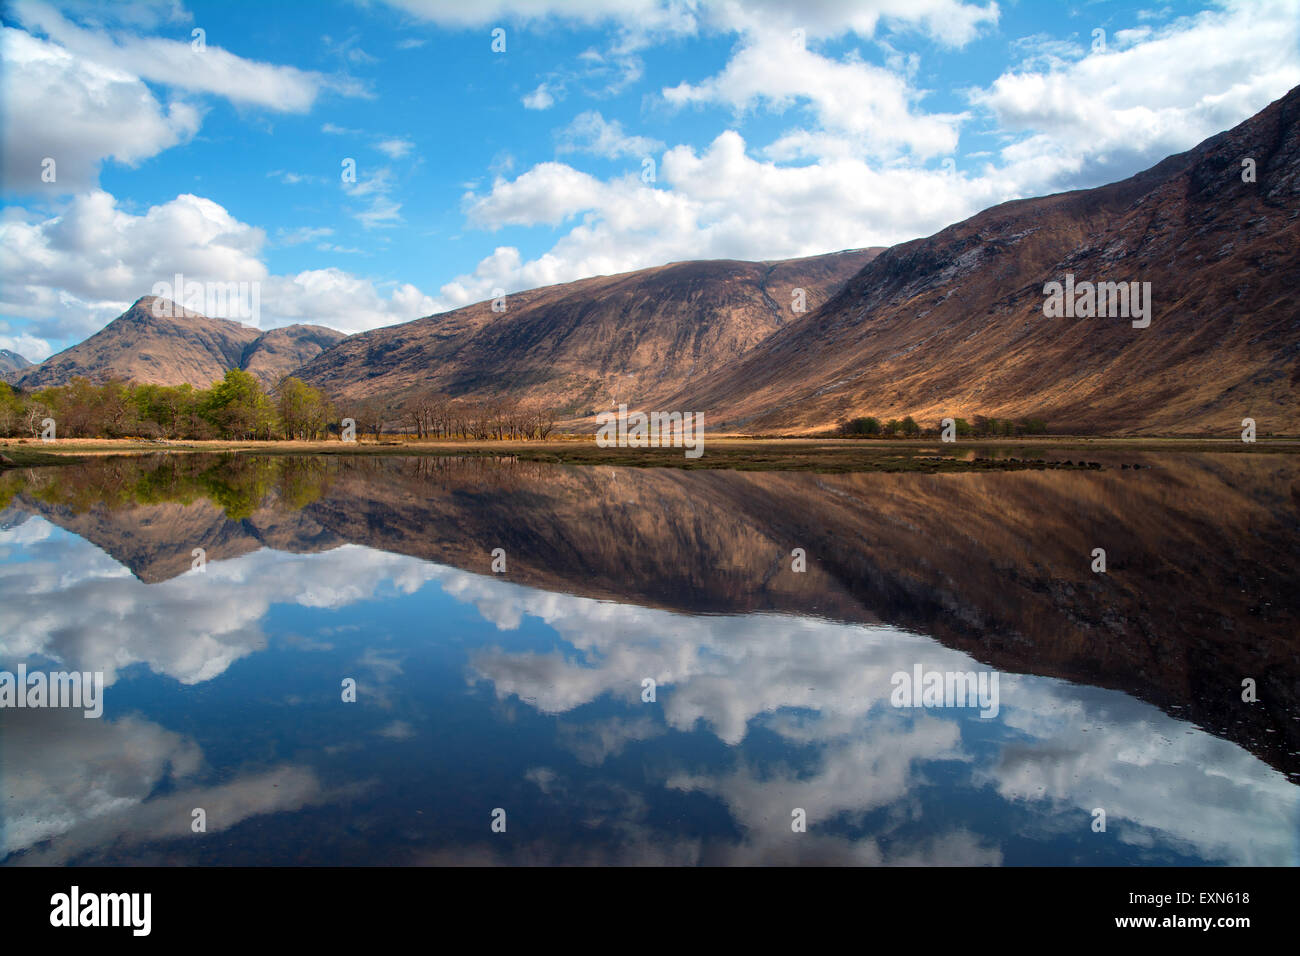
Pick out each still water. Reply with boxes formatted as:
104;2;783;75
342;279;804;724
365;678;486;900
1;452;1297;865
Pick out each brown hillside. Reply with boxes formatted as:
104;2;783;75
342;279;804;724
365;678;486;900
16;297;345;390
296;249;879;414
665;85;1300;436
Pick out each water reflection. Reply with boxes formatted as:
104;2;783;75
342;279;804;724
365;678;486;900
1;452;1297;865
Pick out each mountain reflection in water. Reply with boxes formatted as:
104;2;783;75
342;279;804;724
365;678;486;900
1;452;1297;865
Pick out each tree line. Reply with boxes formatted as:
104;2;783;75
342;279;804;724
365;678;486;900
836;415;1049;437
349;393;558;441
0;372;559;442
0;371;330;440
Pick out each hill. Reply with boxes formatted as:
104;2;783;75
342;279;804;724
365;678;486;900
15;297;345;390
296;249;879;415
0;349;31;383
664;85;1300;436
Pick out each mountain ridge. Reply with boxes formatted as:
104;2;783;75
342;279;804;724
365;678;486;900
662;84;1300;435
15;297;346;390
0;348;32;383
294;248;881;414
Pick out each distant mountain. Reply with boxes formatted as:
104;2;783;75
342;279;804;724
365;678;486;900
15;297;346;390
0;348;32;383
296;249;880;414
240;324;349;387
666;84;1300;436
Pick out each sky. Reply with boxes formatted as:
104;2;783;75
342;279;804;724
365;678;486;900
1;0;1297;362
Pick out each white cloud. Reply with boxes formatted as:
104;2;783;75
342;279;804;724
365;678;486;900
464;162;607;229
0;190;266;340
380;0;998;48
703;0;999;48
443;135;999;305
267;169;325;186
0;190;434;339
277;226;335;245
261;269;436;332
971;0;1300;191
12;0;358;112
382;0;697;33
375;137;415;158
1;27;201;194
0;330;54;362
343;167;405;228
556;110;663;158
522;82;556;109
663;31;964;161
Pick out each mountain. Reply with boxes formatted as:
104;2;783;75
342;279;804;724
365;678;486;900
15;297;346;390
296;249;879;414
665;85;1300;436
0;348;32;383
239;324;348;386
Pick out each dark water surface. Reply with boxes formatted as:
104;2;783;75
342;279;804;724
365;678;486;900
2;451;1298;865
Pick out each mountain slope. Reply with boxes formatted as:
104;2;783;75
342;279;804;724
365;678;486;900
239;324;348;387
16;297;346;390
296;249;879;414
666;85;1300;436
0;349;31;383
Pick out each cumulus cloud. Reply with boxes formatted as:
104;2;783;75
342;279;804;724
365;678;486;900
1;27;201;194
0;190;266;340
375;137;415;159
0;190;435;339
0;329;54;362
522;83;556;109
971;0;1300;191
2;1;368;197
441;133;998;305
663;31;964;161
260;268;436;332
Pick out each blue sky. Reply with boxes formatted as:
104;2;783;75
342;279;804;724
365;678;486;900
2;0;1297;360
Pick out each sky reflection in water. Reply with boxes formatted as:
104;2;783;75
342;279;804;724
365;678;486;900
1;453;1297;866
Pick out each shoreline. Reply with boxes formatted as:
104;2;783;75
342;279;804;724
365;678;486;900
4;436;1297;474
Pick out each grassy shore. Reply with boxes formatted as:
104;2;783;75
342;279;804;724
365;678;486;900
3;435;1296;474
